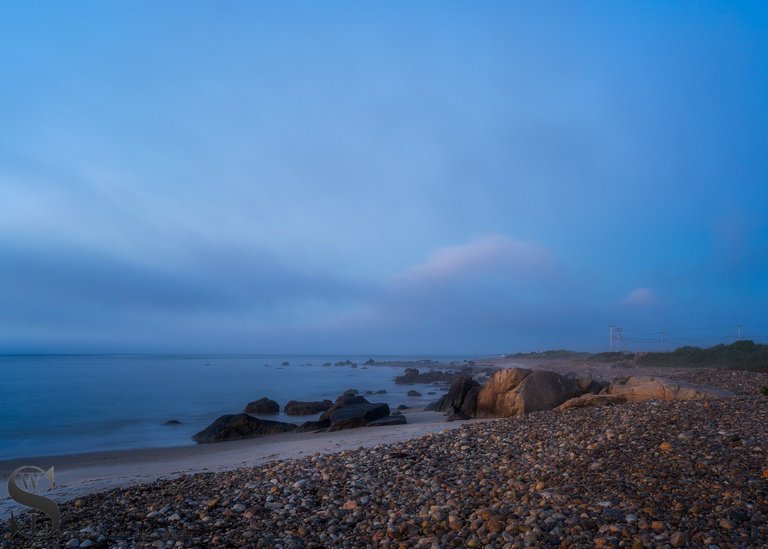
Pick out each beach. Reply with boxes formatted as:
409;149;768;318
0;410;480;523
2;363;767;547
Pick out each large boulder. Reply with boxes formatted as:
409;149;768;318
476;368;581;418
192;413;296;443
284;400;333;416
424;376;480;415
244;397;280;414
607;376;735;401
328;402;390;431
319;392;369;422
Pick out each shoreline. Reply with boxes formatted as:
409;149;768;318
0;410;485;522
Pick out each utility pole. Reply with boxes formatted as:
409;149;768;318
661;331;666;352
616;327;623;352
737;325;741;340
609;325;614;352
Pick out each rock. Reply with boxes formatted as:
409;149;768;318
397;404;409;410
476;368;581;418
367;414;407;426
608;376;735;401
162;419;182;425
284;400;333;416
328;402;391;431
558;394;628;410
319;393;370;422
281;361;290;366
424;376;480;415
446;409;471;421
295;419;330;432
407;390;422;397
670;531;686;547
244;397;280;414
718;517;736;529
192;413;296;443
395;368;464;385
364;358;376;365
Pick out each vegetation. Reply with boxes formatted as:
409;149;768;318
761;386;768;396
507;349;591;360
510;340;768;371
635;340;768;371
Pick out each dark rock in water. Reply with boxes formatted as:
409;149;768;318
364;358;376;365
192;414;296;443
322;362;331;366
281;361;290;366
395;367;468;385
335;360;357;367
424;376;480;415
284;400;333;416
447;408;472;422
343;388;359;395
368;414;407;426
295;419;331;433
328;402;390;431
244;397;280;414
319;393;369;422
427;391;436;395
350;363;358;368
376;389;387;394
397;404;409;410
163;419;181;425
407;390;422;397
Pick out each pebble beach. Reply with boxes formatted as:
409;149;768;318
2;368;767;548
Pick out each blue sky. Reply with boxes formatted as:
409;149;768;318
1;2;767;354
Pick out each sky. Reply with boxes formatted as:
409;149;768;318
1;2;767;354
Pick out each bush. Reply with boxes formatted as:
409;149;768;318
761;386;768;397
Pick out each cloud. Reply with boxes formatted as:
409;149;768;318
395;234;553;285
621;287;655;306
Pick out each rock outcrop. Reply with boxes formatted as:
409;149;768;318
424;376;480;416
558;394;628;410
192;414;296;443
284;400;333;416
607;376;735;401
476;368;581;418
244;397;280;414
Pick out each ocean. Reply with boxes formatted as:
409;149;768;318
0;354;470;461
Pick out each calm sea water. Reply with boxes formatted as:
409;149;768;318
0;354;469;461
